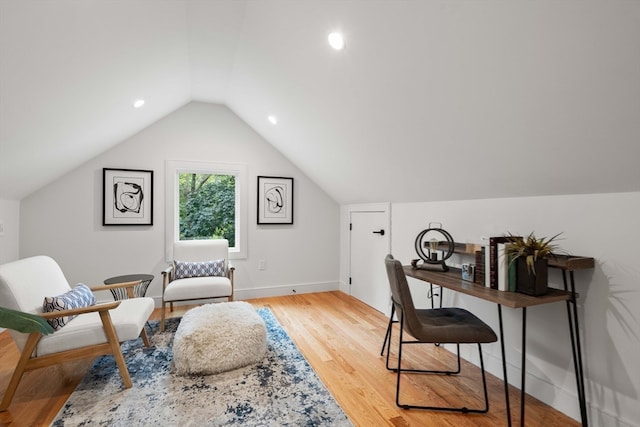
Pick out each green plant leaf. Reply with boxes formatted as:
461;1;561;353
504;231;564;275
0;306;55;334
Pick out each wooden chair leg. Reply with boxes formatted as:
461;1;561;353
0;333;42;411
99;311;132;388
140;327;150;347
161;300;166;332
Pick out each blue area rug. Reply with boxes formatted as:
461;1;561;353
52;308;352;426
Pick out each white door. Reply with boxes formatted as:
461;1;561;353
349;210;391;315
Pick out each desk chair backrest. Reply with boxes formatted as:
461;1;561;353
384;254;421;333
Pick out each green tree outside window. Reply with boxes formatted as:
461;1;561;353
178;173;236;246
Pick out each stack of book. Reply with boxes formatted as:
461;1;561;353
474;248;485;286
474;236;521;291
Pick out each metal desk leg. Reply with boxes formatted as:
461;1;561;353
498;305;527;427
520;307;527;427
428;284;443;309
563;270;589;426
498;304;512;427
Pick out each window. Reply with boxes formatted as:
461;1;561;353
165;161;247;260
179;172;236;244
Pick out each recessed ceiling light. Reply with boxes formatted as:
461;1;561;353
328;32;345;50
268;115;278;125
133;99;145;108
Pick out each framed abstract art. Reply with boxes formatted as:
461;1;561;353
103;168;153;226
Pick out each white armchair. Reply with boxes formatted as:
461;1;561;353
161;239;234;331
0;256;154;411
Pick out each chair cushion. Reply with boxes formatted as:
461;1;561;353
410;307;498;344
42;284;96;330
173;259;225;279
36;297;155;357
163;276;232;302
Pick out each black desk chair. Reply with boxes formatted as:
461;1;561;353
383;254;498;413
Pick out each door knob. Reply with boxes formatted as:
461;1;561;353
372;229;385;236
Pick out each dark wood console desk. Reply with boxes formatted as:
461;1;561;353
404;255;593;427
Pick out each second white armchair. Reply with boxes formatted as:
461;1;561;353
161;239;234;331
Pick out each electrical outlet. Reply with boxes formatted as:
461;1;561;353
258;260;266;270
0;220;4;236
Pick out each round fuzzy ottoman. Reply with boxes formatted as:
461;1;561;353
173;301;267;375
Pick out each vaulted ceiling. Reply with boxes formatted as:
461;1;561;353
1;0;639;203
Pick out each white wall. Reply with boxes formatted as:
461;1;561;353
19;102;340;303
0;198;19;265
0;198;19;332
340;192;639;426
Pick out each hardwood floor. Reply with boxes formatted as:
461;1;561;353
0;291;579;426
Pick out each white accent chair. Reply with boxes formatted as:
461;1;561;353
161;239;235;331
0;256;154;411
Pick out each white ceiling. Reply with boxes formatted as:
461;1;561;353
1;0;639;203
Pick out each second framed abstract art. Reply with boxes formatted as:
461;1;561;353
257;176;293;224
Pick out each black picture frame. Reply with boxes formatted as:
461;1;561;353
257;176;293;224
103;168;153;226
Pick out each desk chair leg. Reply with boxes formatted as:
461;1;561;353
381;304;396;356
392;318;490;413
384;316;462;374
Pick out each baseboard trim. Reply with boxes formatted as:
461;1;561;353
235;281;340;300
144;281;341;307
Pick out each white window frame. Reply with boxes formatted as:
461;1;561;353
165;160;248;261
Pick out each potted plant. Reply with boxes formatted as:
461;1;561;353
504;232;563;296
